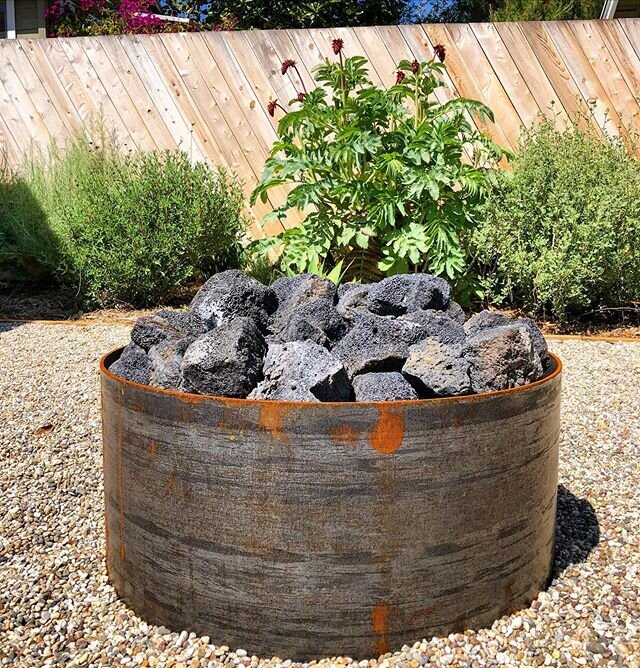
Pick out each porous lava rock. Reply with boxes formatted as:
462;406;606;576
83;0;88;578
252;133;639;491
130;315;183;351
148;336;193;390
403;339;471;397
249;340;351;402
109;270;552;401
181;317;266;397
332;314;426;378
272;298;348;347
109;342;152;385
352;371;418;402
463;324;543;393
188;269;277;332
367;274;451;316
401;310;465;345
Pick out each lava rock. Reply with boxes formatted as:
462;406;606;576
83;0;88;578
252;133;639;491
181;317;266;397
401;310;465;345
352;371;418;401
336;284;371;321
514;317;550;368
271;274;337;312
367;273;451;316
445;300;466;325
272;298;348;347
154;309;190;332
249;340;351;402
464;310;511;337
109;342;152;385
463;324;544;393
332;314;426;378
130;315;183;351
403;339;471;397
148;336;192;390
188;270;277;332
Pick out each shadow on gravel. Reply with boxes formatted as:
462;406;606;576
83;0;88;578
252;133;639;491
553;484;600;575
0;321;25;336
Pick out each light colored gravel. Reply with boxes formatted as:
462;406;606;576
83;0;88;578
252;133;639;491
0;324;638;668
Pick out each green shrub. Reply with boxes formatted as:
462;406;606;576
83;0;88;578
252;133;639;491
251;42;504;287
0;135;247;307
474;118;640;320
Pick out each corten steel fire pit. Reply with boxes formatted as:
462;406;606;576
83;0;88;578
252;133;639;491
101;348;562;660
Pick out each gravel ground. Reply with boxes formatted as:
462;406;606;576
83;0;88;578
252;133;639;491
0;323;638;668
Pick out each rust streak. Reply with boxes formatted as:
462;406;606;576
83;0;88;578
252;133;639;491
167;477;176;493
147;441;159;460
259;403;291;442
117;397;126;562
371;603;392;655
370;406;404;454
329;424;362;446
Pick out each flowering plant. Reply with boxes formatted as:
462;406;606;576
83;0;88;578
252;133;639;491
251;41;506;285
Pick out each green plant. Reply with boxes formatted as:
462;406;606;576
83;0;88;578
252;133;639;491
251;42;505;286
474;118;640;320
0;132;247;307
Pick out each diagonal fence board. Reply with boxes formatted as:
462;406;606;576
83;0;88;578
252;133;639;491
1;19;640;237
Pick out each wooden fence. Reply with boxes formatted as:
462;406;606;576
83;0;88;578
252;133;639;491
2;19;640;238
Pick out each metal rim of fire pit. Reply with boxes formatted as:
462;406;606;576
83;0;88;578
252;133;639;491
101;348;562;660
100;348;562;406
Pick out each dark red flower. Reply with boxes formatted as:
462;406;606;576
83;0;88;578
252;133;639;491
281;59;296;75
411;59;420;74
267;100;277;117
433;44;446;62
395;70;406;84
332;38;344;55
297;92;305;102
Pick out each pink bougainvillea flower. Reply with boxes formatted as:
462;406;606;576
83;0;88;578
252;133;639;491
281;59;296;75
267;100;278;117
433;44;446;62
395;70;405;84
411;59;419;74
332;38;344;55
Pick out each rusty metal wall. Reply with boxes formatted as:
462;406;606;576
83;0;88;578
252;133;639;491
101;349;562;660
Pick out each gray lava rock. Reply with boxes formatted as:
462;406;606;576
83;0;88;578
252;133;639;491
336;284;371;321
463;324;544;393
109;342;152;385
514;317;550;368
272;298;348;347
154;309;190;332
181;317;266;397
271;274;337;312
188;270;277;332
249;340;351;402
464;310;511;337
148;336;192;390
130;315;183;351
352;372;418;401
403;339;471;397
332;314;426;378
401;310;465;345
445;300;466;325
367;273;451;316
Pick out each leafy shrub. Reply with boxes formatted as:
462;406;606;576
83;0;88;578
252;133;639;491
0;134;246;307
251;42;504;286
474;118;640;320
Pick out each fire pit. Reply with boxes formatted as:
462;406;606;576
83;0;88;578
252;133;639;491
101;348;561;660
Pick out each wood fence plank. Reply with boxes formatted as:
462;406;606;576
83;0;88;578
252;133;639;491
118;35;205;161
567;20;639;135
493;21;569;128
470;22;542;128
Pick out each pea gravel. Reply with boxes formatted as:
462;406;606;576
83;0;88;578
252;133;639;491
0;323;638;668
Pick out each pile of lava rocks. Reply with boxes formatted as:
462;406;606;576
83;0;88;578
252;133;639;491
109;270;551;402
